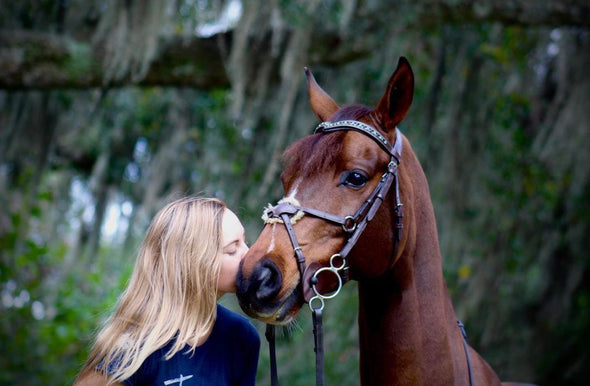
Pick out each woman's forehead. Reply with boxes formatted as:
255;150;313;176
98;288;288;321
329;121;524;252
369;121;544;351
222;209;244;241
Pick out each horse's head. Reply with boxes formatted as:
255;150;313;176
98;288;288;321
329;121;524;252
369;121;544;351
237;58;414;324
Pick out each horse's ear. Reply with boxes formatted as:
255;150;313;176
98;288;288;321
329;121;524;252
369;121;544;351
305;67;339;122
374;57;414;132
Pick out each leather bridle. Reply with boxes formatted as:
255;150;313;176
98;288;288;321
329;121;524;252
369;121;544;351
262;120;403;386
263;120;404;304
261;119;474;386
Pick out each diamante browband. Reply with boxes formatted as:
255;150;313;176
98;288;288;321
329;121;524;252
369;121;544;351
315;120;397;159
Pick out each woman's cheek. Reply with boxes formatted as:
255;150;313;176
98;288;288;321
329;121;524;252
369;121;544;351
217;255;242;293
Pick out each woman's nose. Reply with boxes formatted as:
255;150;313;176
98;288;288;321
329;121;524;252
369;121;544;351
240;243;249;258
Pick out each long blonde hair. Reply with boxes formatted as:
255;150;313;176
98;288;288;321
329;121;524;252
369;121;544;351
79;197;227;383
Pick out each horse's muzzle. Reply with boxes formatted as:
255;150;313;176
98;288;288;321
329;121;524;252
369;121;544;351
236;258;284;317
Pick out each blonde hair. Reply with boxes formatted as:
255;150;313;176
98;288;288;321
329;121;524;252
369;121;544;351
79;197;227;384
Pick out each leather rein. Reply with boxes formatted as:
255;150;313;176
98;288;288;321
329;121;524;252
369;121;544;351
262;120;473;386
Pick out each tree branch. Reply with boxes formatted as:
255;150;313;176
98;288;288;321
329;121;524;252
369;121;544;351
1;0;588;90
416;0;590;27
0;30;230;90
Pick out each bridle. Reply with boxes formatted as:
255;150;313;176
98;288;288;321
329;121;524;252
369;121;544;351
261;119;473;386
263;120;404;305
263;119;403;386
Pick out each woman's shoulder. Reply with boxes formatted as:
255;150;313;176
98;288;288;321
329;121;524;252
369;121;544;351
216;304;250;324
74;370;126;386
215;304;260;344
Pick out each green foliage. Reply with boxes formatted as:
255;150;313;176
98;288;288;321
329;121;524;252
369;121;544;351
0;178;130;384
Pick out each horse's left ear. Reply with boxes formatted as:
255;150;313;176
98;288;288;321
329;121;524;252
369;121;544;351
305;67;340;122
373;57;414;132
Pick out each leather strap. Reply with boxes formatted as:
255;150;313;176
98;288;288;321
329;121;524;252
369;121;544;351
281;213;306;280
457;320;474;386
312;308;325;386
316;120;400;161
266;324;279;386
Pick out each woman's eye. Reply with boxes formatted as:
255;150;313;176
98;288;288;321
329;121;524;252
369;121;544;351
224;248;237;256
341;170;368;188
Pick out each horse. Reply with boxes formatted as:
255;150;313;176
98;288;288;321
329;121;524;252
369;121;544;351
236;57;523;385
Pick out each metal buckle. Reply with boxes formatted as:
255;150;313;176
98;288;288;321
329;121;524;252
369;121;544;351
342;215;357;233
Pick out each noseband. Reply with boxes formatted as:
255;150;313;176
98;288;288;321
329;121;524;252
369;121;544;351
263;120;403;386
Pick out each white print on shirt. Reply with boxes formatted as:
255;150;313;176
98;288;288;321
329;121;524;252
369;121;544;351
163;374;194;385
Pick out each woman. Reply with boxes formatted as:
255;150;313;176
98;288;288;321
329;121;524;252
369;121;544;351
75;197;260;385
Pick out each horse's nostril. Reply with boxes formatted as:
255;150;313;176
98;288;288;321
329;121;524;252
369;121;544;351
253;260;282;301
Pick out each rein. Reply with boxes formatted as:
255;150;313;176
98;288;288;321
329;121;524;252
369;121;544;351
262;120;473;385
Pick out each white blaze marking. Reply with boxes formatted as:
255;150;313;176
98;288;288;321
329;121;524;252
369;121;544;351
266;223;276;254
265;183;300;254
286;182;299;201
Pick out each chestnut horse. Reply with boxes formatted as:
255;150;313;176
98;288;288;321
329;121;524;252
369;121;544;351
237;58;518;385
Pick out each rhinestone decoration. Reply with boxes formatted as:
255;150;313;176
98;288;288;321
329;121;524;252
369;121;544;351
315;120;393;152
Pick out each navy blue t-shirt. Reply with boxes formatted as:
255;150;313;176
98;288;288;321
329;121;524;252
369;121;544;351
122;304;260;386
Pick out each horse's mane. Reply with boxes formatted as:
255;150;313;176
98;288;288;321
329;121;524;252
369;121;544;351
281;105;372;184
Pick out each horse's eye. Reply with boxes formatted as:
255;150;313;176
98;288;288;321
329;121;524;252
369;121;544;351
340;170;368;188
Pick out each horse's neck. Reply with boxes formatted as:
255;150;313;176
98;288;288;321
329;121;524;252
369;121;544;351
357;152;465;385
357;241;463;385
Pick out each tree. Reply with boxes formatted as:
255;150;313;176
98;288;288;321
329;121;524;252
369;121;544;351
1;1;589;89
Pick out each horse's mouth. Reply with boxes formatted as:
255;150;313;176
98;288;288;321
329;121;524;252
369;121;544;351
273;288;304;324
237;284;304;325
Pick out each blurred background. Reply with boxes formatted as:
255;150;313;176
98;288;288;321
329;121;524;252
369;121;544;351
1;0;589;385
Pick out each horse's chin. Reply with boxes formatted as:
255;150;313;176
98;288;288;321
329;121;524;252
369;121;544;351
242;287;303;325
273;289;304;324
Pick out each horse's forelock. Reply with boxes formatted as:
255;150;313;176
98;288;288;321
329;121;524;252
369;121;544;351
281;132;344;183
330;104;372;122
281;105;373;186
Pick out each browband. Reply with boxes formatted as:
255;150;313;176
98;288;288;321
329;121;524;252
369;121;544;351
315;119;401;162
